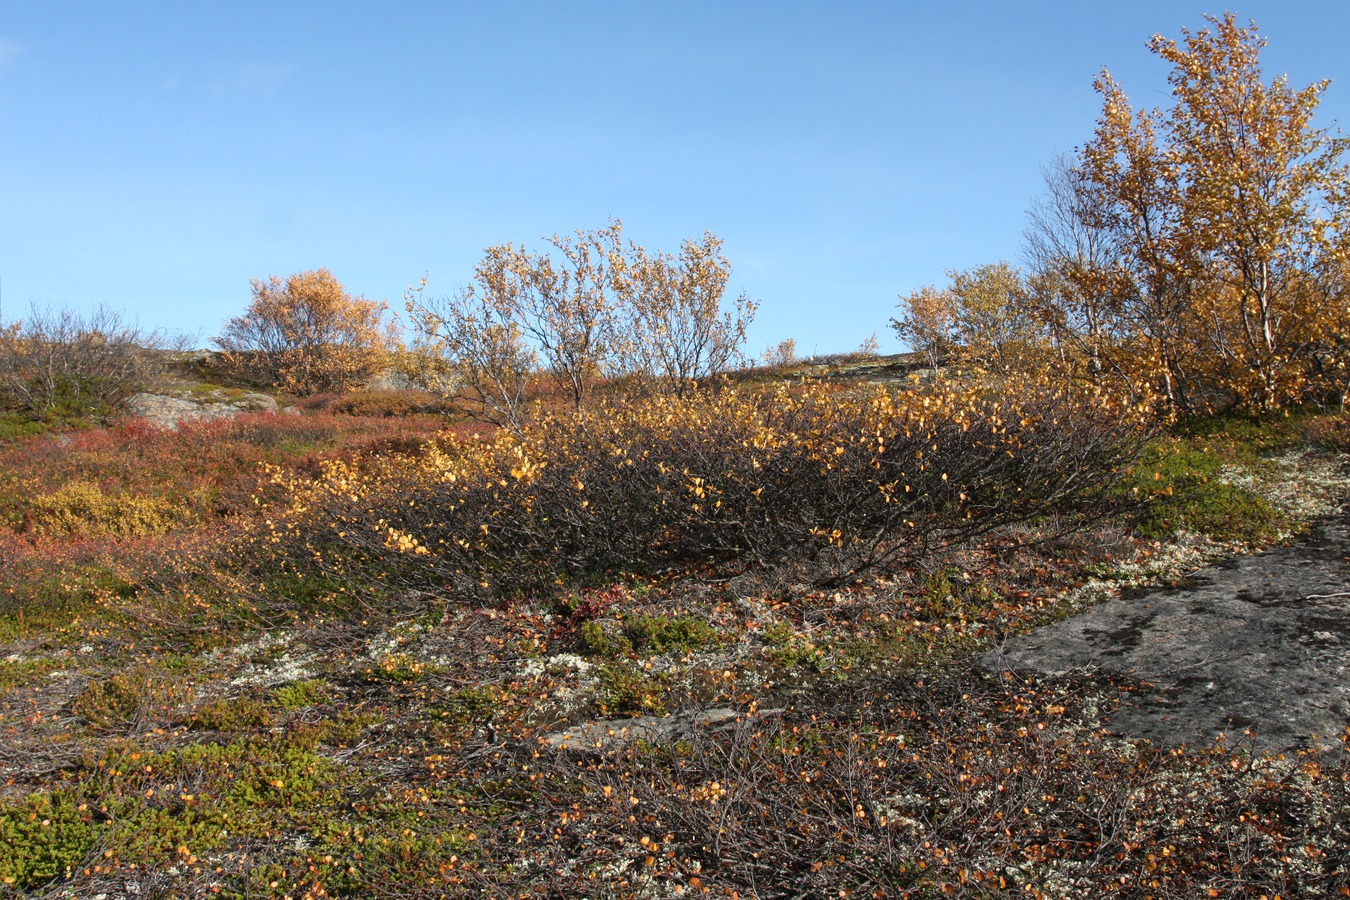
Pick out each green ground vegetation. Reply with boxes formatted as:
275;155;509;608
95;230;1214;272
1;384;1347;897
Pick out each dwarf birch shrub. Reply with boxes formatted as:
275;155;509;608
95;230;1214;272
257;376;1147;600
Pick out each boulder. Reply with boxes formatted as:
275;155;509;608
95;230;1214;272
125;390;279;430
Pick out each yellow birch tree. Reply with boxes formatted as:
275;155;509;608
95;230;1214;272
1046;14;1349;413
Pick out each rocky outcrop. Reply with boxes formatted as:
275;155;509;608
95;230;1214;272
984;515;1350;753
124;390;280;430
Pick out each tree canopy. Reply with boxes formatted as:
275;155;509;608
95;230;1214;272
1022;14;1350;413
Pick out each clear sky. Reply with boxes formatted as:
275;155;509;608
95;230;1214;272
1;2;1347;355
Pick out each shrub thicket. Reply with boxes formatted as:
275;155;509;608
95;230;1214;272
257;377;1148;600
0;303;162;431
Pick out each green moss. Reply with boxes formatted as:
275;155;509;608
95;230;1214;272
1127;443;1285;542
581;613;722;659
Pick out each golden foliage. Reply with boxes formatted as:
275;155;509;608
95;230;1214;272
609;229;758;394
762;338;798;368
258;375;1147;598
892;262;1042;373
215;268;398;396
405;221;756;426
1025;14;1350;413
27;481;181;539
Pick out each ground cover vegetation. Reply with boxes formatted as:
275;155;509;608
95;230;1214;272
2;396;1347;898
3;13;1350;899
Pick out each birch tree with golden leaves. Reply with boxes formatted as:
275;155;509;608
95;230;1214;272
892;262;1040;374
610;231;757;395
890;285;956;370
1034;14;1349;413
1023;155;1136;383
403;277;535;430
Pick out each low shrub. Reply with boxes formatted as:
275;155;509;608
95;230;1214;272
581;614;722;658
258;377;1148;600
426;686;497;728
362;652;441;685
68;666;194;731
595;661;673;716
0;790;99;890
190;694;274;731
304;388;446;418
1298;411;1350;453
0;541;140;641
270;678;328;710
26;481;182;538
760;620;827;673
0;416;324;538
0;303;164;428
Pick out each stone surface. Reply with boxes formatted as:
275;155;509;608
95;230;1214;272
125;390;279;429
983;516;1350;753
545;707;785;752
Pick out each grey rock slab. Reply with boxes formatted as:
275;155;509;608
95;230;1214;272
546;708;740;751
982;516;1350;753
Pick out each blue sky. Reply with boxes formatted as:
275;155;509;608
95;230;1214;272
1;2;1347;355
